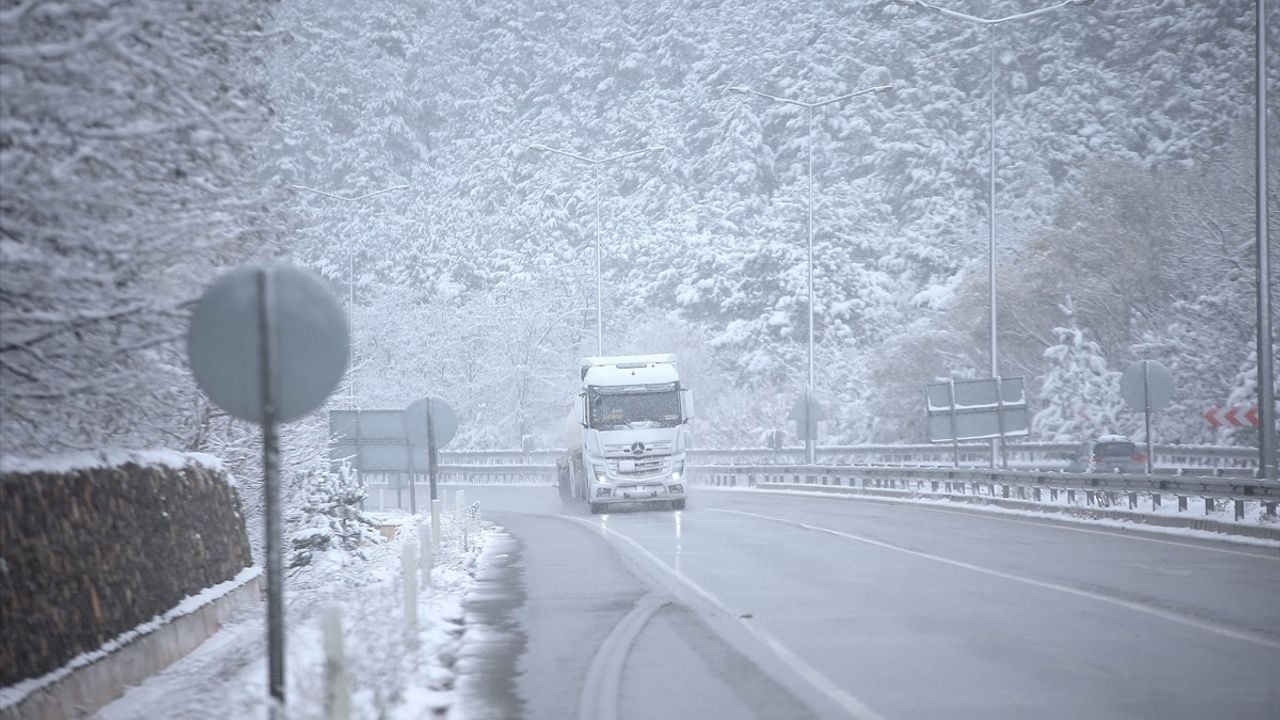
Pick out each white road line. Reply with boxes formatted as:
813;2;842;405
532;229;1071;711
713;508;1280;651
722;487;1280;560
578;594;669;720
564;515;885;720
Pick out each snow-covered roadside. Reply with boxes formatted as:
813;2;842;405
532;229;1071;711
92;507;492;720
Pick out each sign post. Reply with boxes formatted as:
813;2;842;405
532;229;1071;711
188;263;349;719
427;406;438;546
1120;360;1174;476
788;393;825;464
404;397;458;546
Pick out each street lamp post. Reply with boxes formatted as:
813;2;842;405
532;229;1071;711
290;183;411;404
893;0;1095;467
728;84;891;464
1255;0;1276;481
527;144;666;355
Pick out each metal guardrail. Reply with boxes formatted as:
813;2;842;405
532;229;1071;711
687;464;1280;521
684;443;1260;471
438;443;1260;473
362;459;1278;528
361;464;559;486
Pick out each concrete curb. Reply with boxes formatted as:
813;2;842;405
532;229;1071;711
2;573;262;720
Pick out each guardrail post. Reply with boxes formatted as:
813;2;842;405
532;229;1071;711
1152;493;1161;509
1086;491;1094;506
1033;487;1041;502
1204;497;1214;515
1066;489;1075;504
1265;502;1277;518
1234;499;1245;521
1001;485;1010;499
1128;492;1137;510
1178;496;1187;512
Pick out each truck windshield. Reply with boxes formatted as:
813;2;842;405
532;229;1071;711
588;385;681;430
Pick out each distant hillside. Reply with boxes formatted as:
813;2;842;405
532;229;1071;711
266;0;1277;448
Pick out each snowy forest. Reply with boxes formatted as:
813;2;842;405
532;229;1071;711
2;0;1278;461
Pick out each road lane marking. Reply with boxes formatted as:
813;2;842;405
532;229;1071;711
579;594;669;720
564;515;884;720
712;508;1280;651
715;487;1280;560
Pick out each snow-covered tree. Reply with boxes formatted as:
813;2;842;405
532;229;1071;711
288;464;382;570
1032;301;1124;441
1;0;282;454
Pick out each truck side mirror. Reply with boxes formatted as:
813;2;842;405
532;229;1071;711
681;388;695;421
577;391;588;427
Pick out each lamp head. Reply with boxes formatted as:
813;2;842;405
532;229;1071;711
1069;0;1095;5
892;0;919;6
528;144;549;151
727;86;749;93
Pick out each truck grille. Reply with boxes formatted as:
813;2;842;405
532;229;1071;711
606;457;670;478
604;440;674;456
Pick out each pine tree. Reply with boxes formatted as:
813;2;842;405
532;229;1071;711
1032;301;1124;442
289;465;382;569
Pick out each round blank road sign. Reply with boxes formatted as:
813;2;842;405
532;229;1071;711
188;263;349;423
1120;360;1174;413
404;396;459;447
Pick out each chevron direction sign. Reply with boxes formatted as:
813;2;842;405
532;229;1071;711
1204;405;1260;428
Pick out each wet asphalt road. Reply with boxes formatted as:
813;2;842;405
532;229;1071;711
452;485;1280;720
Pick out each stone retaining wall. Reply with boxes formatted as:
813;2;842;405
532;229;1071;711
0;451;253;690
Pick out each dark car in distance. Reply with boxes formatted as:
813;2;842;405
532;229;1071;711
1065;435;1146;473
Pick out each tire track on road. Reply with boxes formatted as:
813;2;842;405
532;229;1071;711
577;594;670;720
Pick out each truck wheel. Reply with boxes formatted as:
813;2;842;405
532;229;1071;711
672;499;686;511
589;502;605;514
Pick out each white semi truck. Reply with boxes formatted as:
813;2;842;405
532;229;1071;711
557;354;693;513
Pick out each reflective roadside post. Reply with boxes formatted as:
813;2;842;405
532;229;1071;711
188;263;349;719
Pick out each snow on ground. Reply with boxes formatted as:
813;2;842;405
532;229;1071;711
92;506;491;720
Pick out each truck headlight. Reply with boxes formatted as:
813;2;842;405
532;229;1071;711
672;462;684;482
592;465;608;483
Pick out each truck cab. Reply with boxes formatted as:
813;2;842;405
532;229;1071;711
563;354;692;513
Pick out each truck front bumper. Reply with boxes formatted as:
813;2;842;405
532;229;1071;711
590;479;685;505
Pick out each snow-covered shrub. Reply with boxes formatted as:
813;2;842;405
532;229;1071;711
288;465;382;569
